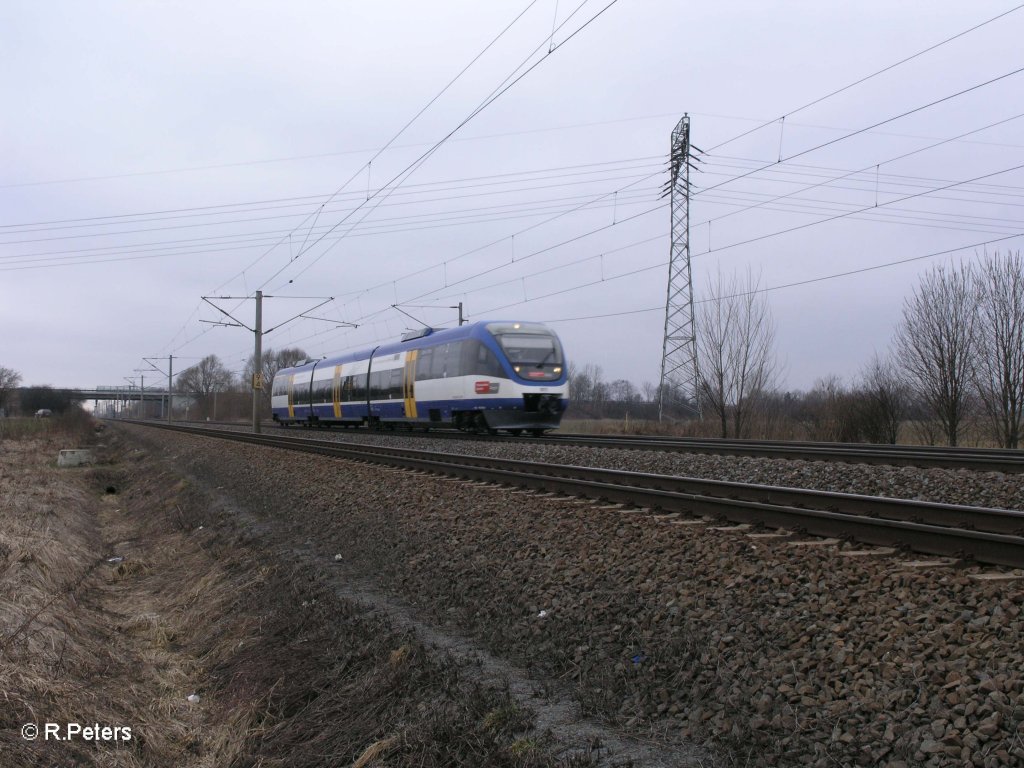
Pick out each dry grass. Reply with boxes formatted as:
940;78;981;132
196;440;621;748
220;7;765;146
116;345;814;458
0;409;97;443
0;429;248;768
1;424;584;768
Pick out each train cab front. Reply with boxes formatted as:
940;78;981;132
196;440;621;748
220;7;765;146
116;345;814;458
483;322;569;433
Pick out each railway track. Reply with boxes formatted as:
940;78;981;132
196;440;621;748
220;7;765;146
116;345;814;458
171;419;1024;473
366;429;1024;473
125;420;1024;568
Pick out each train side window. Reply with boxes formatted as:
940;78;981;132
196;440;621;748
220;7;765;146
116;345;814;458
446;341;463;377
389;368;403;398
312;379;330;403
351;374;367;401
429;345;447;379
469;341;504;377
416;348;434;381
483;344;504;377
341;375;356;402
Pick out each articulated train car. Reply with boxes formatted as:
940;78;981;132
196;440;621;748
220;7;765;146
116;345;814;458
271;321;568;434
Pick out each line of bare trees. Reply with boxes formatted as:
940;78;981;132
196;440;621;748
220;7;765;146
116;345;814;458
569;251;1024;448
895;251;1024;447
169;347;308;420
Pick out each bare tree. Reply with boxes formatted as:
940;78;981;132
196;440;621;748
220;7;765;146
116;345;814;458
974;250;1024;448
177;355;235;418
245;347;308;414
568;362;593;403
608;379;638;403
640;380;657;403
798;375;849;441
857;353;908;444
695;268;779;438
0;366;21;415
894;263;978;447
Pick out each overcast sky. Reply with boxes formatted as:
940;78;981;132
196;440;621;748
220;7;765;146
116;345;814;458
3;1;1022;395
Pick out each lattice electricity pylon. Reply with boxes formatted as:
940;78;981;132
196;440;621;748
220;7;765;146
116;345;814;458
658;114;702;421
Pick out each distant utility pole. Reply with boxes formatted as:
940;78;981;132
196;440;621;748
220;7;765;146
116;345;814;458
132;369;151;418
143;356;174;422
201;292;351;434
658;113;702;422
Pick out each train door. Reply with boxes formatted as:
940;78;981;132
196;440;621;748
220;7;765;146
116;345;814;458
403;350;419;419
332;364;343;418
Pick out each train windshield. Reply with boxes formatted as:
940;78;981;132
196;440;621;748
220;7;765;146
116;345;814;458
486;323;564;381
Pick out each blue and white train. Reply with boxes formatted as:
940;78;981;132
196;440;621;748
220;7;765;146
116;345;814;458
271;321;568;434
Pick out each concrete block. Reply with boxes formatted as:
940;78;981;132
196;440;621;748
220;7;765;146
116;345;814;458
57;449;94;467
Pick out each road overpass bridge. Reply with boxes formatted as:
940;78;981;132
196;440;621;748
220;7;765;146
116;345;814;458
71;386;171;401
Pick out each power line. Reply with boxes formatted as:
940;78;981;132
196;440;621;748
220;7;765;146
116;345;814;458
696;161;1024;259
702;155;1024;201
15;153;1024;269
0;189;661;270
310;170;664;315
705;3;1024;153
515;232;1024;326
699;65;1024;199
271;0;622;291
0;155;661;232
322;161;1024;341
208;0;549;295
140;6;1019;364
0;168;661;246
255;158;1024;347
692;111;1024;233
349;202;666;323
270;68;1024;335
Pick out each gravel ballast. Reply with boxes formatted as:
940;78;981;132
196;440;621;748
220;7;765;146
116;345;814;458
124;425;1024;767
250;429;1024;511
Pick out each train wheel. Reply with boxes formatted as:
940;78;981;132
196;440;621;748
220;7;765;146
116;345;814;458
509;429;523;436
529;429;546;437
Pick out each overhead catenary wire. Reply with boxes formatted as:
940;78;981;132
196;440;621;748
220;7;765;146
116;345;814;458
158;0;621;358
11;148;1024;269
704;2;1024;153
530;231;1024;326
0;154;663;232
108;3;1019;366
694;112;1024;231
305;152;1024;352
697;64;1024;200
270;60;1024;338
208;0;547;295
339;155;1024;327
0;166;662;247
267;0;622;292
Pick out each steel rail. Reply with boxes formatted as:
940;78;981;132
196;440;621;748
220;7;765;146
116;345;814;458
124;421;1024;567
164;419;1024;472
372;429;1024;473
